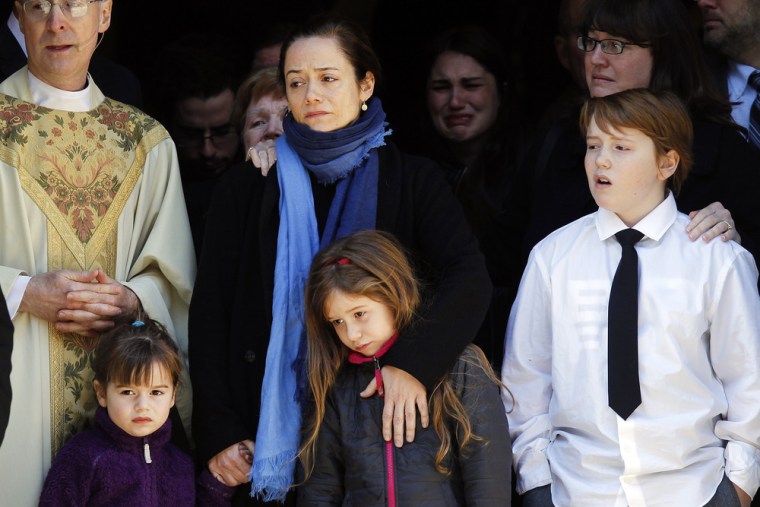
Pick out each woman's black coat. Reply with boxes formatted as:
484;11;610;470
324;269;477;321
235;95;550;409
188;143;492;475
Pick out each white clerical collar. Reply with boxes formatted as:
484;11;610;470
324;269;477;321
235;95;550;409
28;70;92;111
7;13;26;57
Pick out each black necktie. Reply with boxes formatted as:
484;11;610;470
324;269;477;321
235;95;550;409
608;228;644;420
749;70;760;150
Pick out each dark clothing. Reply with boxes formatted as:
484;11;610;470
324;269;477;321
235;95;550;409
417;132;524;370
0;22;143;108
705;50;730;98
517;111;760;268
182;172;224;262
189;142;491;500
39;407;233;506
0;287;11;446
298;346;512;506
704;475;742;507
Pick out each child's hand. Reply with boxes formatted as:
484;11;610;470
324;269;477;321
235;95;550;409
361;366;428;447
208;439;255;487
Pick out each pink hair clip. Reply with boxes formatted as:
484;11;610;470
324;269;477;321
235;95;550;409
322;257;351;268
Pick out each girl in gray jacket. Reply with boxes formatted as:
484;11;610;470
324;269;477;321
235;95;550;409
299;230;512;506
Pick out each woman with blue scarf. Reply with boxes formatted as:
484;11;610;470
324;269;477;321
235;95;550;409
189;18;492;506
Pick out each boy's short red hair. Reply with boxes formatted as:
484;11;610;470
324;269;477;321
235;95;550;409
580;89;694;195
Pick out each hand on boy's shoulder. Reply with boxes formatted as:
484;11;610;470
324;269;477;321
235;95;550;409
686;203;739;244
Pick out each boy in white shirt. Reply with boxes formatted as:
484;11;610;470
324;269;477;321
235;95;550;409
503;89;760;507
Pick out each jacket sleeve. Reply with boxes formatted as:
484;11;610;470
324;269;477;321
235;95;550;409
196;468;235;506
38;441;94;506
297;393;345;506
381;151;492;390
189;168;258;463
451;346;512;506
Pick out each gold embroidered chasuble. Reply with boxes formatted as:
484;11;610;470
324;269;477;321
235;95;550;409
0;92;162;454
0;69;195;506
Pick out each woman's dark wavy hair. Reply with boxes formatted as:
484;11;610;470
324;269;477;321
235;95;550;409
580;0;736;128
278;17;383;92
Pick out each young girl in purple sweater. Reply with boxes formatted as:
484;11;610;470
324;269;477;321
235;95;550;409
39;318;233;506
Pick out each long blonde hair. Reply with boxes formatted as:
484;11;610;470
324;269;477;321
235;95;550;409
301;230;506;479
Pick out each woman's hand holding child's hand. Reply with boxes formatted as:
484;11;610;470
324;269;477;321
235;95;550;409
361;366;429;447
208;439;255;487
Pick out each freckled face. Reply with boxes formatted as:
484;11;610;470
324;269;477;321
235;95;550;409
324;290;396;357
585;116;671;226
283;37;374;132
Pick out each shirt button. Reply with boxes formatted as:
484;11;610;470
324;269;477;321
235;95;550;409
244;350;256;363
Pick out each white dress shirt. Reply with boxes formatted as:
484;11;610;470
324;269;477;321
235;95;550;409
503;193;760;506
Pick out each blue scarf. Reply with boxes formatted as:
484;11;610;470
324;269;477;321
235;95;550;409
251;98;390;502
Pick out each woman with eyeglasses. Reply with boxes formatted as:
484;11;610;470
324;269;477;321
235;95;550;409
189;17;491;506
514;0;760;269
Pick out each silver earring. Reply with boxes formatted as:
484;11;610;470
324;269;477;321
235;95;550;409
361;101;368;112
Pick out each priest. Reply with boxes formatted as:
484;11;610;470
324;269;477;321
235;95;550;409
0;0;195;503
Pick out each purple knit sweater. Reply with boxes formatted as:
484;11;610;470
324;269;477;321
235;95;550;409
39;407;233;506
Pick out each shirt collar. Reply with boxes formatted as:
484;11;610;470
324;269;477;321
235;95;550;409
727;60;758;102
595;191;677;243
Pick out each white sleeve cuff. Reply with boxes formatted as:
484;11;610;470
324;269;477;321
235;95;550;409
725;440;760;499
6;275;31;319
515;445;553;494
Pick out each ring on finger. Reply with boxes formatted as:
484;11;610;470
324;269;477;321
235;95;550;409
721;220;732;231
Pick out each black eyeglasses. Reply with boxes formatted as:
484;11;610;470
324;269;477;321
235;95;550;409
173;125;238;150
577;35;651;55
